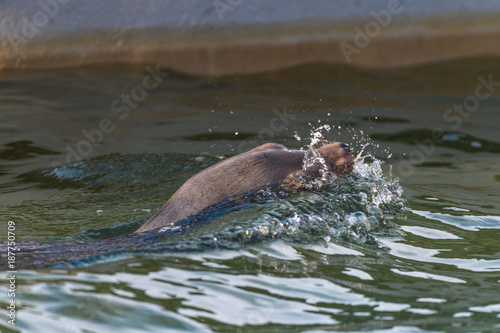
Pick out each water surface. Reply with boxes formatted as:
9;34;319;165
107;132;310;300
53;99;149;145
1;58;500;332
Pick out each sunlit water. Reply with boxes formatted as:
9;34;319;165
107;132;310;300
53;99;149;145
1;59;500;332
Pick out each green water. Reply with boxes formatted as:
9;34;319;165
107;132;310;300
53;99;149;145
1;59;500;332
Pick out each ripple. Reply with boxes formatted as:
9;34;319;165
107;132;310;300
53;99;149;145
411;210;500;231
372;129;500;153
382;240;500;272
390;268;466;283
0;140;59;161
469;303;500;313
400;226;461;239
342;268;374;281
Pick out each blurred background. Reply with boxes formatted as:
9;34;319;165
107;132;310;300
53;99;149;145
2;0;500;73
1;1;500;332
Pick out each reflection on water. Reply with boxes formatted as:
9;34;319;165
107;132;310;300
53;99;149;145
1;58;500;332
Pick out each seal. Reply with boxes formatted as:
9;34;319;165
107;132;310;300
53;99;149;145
135;142;354;233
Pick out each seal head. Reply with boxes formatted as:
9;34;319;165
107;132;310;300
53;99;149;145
316;142;354;175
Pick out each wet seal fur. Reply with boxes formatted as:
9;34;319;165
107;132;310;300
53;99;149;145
136;142;354;233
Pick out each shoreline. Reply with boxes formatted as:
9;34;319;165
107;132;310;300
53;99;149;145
2;1;500;75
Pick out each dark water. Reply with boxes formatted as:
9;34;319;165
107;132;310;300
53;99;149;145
1;58;500;332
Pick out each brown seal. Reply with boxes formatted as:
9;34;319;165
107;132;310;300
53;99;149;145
135;142;354;233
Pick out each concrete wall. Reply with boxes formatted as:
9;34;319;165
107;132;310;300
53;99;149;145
1;0;500;75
